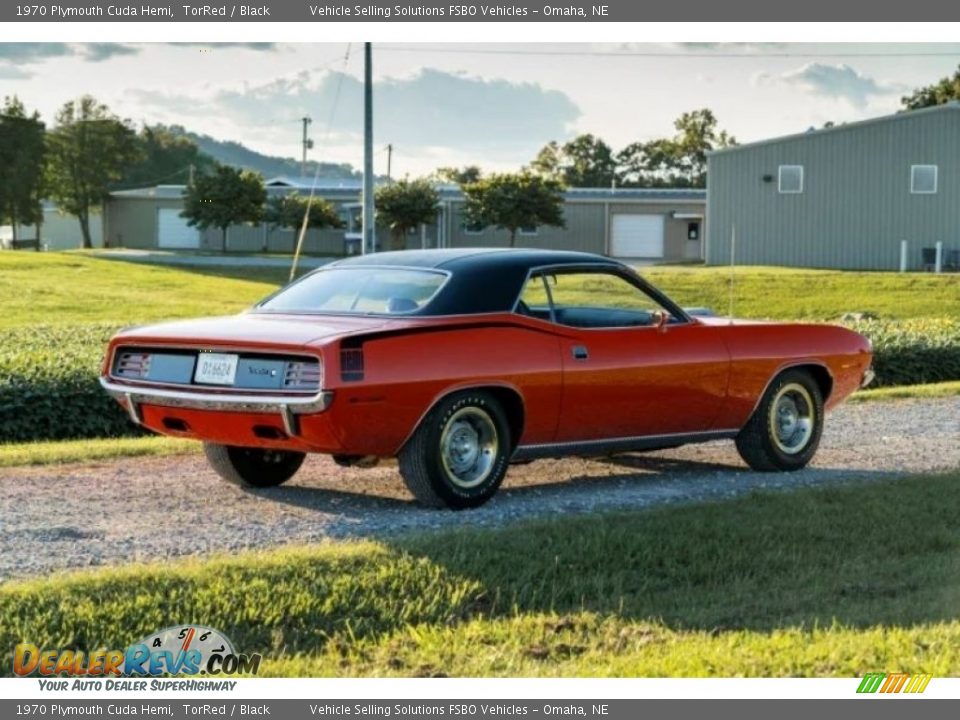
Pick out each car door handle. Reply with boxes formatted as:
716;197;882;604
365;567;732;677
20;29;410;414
572;345;589;360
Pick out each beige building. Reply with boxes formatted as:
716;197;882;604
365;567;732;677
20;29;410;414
0;201;103;250
102;178;707;261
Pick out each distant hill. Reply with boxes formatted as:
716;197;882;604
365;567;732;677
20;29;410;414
160;124;366;181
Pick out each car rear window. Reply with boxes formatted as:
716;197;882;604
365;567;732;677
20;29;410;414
257;267;448;315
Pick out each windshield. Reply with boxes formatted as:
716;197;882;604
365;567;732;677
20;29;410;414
257;267;448;315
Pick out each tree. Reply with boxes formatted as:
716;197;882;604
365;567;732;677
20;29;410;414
616;138;682;188
615;109;736;188
122;125;215;188
263;193;343;250
902;65;960;109
46;96;140;249
672;109;736;186
181;164;266;252
433;165;482;185
529;141;563;180
461;172;565;247
0;96;46;246
375;179;440;250
530;134;616;187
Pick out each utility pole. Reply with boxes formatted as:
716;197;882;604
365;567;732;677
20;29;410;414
300;116;313;178
362;43;375;254
188;163;195;186
386;143;393;182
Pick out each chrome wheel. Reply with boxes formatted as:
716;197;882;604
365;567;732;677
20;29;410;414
439;407;499;489
769;382;815;455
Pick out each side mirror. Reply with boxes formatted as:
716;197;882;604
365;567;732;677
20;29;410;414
652;310;669;333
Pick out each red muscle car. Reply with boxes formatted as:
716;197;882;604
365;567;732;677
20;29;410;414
101;249;874;509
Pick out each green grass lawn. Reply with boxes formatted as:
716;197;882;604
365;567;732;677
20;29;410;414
1;252;958;327
646;265;960;321
2;472;959;677
851;380;960;403
0;436;197;467
0;252;286;330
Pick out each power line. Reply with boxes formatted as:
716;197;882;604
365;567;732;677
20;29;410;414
376;44;960;59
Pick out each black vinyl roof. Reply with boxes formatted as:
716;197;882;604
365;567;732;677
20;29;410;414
333;247;616;272
331;249;622;315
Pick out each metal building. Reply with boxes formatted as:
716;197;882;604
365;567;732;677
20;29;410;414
103;179;707;262
706;103;960;271
0;201;103;250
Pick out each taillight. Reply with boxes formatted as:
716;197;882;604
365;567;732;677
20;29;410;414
283;360;322;391
115;351;151;379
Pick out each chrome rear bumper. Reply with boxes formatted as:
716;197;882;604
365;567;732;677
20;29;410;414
99;378;333;437
860;368;876;389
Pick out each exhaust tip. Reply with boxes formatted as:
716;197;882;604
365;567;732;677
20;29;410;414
162;417;190;433
253;425;289;441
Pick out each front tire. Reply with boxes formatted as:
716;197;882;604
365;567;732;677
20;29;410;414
204;443;305;488
399;391;512;510
735;369;824;472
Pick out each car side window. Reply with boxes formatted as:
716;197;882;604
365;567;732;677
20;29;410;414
521;270;672;329
516;274;554;321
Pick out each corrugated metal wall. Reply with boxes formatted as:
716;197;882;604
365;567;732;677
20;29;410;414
706;107;960;270
446;200;705;259
9;209;102;250
105;198;183;249
105;192;708;260
446;200;606;253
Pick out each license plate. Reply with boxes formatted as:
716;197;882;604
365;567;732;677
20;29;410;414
193;353;239;386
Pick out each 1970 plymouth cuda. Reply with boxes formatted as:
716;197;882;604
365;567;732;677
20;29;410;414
101;249;874;509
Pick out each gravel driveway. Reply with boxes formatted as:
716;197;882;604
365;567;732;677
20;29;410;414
1;397;958;582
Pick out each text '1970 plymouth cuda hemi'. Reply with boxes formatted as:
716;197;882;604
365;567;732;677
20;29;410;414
101;249;874;509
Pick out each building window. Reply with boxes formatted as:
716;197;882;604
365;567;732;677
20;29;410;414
911;165;938;194
518;225;538;236
462;221;484;235
687;222;700;240
778;165;803;194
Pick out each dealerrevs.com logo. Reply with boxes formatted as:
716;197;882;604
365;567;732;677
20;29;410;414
13;625;262;678
857;672;932;694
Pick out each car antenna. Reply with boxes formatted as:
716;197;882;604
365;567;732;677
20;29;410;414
289;43;352;282
728;224;736;323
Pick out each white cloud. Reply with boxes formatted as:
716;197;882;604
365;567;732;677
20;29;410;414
130;67;581;163
756;63;906;108
0;64;31;79
0;42;141;65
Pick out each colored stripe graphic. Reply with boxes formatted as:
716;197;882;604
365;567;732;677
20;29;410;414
856;673;886;693
857;672;931;694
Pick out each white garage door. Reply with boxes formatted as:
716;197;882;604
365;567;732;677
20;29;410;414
158;208;200;249
610;214;664;258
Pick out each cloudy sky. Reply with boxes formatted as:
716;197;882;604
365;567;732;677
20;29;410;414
2;42;959;177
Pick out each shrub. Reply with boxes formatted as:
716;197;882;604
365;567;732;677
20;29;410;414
847;318;960;387
0;324;139;443
1;319;958;444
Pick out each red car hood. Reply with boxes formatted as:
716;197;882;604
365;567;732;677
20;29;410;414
114;313;387;349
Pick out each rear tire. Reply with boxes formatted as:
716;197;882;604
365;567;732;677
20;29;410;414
735;369;824;472
399;391;511;510
204;443;305;488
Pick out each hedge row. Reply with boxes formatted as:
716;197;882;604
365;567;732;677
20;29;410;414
1;320;959;443
0;324;142;443
845;318;960;388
